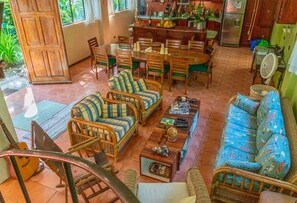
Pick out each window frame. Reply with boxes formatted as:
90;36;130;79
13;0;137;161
114;0;128;12
59;0;86;26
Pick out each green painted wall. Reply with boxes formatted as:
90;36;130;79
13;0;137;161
270;22;297;119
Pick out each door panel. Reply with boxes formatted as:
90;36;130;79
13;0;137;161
10;0;71;84
30;51;48;77
40;17;58;45
21;18;41;45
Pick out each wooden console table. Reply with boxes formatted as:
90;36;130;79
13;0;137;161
140;98;200;182
132;25;207;45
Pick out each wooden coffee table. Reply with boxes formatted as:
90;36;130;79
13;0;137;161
140;98;200;182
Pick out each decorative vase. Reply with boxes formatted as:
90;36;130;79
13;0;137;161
196;22;204;30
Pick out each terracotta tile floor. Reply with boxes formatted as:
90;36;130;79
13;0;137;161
0;45;255;202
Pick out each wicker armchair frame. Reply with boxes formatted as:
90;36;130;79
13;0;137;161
68;97;138;162
211;97;297;202
107;77;163;125
124;168;211;203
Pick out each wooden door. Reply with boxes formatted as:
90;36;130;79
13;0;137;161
9;0;71;84
276;0;297;24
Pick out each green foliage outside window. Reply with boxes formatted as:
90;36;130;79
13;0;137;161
114;0;128;11
59;0;85;26
0;0;23;66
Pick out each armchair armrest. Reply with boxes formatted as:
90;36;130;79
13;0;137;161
103;98;139;122
186;168;211;203
133;77;163;96
124;169;138;195
106;89;145;112
68;118;118;145
211;166;297;197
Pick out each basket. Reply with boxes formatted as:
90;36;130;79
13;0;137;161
250;84;278;100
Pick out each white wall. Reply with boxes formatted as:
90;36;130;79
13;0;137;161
63;21;101;65
0;89;18;183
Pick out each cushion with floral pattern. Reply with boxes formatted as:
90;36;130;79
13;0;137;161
234;93;259;115
224;160;261;172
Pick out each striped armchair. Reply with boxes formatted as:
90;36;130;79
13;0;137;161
68;91;138;162
107;70;163;125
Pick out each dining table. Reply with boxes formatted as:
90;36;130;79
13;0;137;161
100;43;210;65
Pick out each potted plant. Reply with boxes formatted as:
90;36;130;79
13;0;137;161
189;2;209;30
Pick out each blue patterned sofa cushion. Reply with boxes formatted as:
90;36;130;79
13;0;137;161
215;146;256;168
234;93;260;115
224;160;261;172
72;91;104;122
256;109;286;151
102;104;129;118
226;104;258;130
96;116;135;142
255;134;290;180
257;91;281;125
133;90;160;110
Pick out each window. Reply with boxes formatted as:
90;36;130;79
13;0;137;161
114;0;128;12
59;0;85;26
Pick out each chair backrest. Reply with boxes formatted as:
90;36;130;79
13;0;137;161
118;35;130;44
208;48;216;68
115;50;132;69
170;57;189;78
93;47;109;66
166;39;182;49
188;40;205;52
138;37;153;48
88;37;98;54
31;121;66;181
146;52;164;73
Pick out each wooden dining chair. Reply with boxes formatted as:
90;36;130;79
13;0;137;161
88;37;99;70
169;57;192;94
189;48;216;88
115;50;140;76
165;39;182;49
146;52;170;85
118;35;130;44
138;37;153;49
93;47;116;79
188;40;205;52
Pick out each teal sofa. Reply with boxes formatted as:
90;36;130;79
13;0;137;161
211;91;297;202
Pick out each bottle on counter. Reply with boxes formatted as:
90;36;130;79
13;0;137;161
148;16;152;27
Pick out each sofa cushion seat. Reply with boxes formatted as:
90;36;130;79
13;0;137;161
215;146;256;168
133;90;160;110
96;116;135;142
226;104;258;130
223;123;257;140
221;134;258;155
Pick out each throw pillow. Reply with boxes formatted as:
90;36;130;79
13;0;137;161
224;160;261;172
234;93;259;115
102;103;129;118
180;196;196;203
255;134;290;180
137;78;148;91
256;109;286;151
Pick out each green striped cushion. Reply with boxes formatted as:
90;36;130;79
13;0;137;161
121;71;135;93
102;103;129;118
96;116;135;141
133;90;160;110
116;74;128;92
72;91;104;121
136;78;148;91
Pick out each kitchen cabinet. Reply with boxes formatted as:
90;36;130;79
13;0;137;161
241;0;278;46
207;20;221;40
275;0;297;24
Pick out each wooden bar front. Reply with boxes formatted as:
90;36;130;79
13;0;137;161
133;25;207;45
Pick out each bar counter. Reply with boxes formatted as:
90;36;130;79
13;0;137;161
132;25;207;45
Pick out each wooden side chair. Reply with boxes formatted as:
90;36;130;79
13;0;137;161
138;37;153;49
93;47;116;79
118;35;130;44
146;52;170;85
88;37;98;70
188;40;205;52
169;57;192;94
189;48;216;88
115;50;140;76
166;39;182;49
